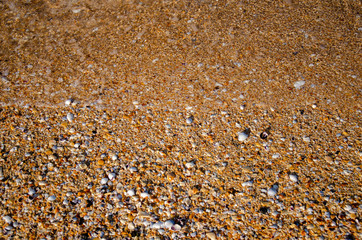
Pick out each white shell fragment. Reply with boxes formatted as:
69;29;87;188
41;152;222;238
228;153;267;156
289;174;298;182
3;216;12;224
101;178;109;185
185;162;196;169
238;128;251;142
186;116;194;124
126;189;135;196
294;80;305;89
48;195;56;201
67;113;74;122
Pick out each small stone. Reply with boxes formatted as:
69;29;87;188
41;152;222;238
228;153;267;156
140;192;150;198
129;167;138;173
206;232;217;240
65;99;73;105
242;181;253;187
128;222;135;231
3;215;12;224
186;116;194;124
67;113;74;122
107;173;116;180
164;220;175;229
289;174;298;182
185;162;195;169
238;128;251;142
294;80;305;89
172;224;181;231
101;178;109;185
267;185;278;197
126;189;135;196
28;188;36;196
48;195;56;201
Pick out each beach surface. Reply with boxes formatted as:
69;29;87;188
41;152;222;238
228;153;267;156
0;0;361;239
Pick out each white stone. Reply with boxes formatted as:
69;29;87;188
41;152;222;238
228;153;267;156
107;173;116;181
294;80;305;89
186;116;194;124
185;162;195;169
65;99;72;105
238;128;250;142
126;189;135;196
67;113;74;122
151;221;163;229
242;181;253;187
164;220;175;229
172;224;181;231
267;188;277;197
289;174;298;182
101;178;109;185
28;188;36;196
129;167;138;173
48;195;56;201
140;192;150;198
3;216;12;223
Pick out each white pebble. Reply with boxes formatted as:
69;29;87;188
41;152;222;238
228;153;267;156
101;178;109;185
129;167;138;173
111;154;118;161
65;99;72;105
186;116;194;124
126;189;135;196
3;216;12;224
242;181;253;187
28;188;36;196
272;153;280;159
151;221;163;229
238;128;250;142
303;136;311;142
128;222;135;231
172;224;181;231
267;188;277;197
185;162;195;169
164;220;175;229
107;173;116;181
67;113;74;122
140;192;150;198
48;195;56;201
294;80;305;89
289;174;298;182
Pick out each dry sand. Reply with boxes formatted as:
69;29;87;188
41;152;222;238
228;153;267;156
0;0;361;239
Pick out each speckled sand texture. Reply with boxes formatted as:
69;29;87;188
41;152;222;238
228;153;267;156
0;0;361;239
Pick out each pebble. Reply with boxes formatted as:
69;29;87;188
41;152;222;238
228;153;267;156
289;173;298;182
67;113;74;122
186;116;194;124
206;232;217;240
267;185;278;197
3;215;12;224
126;189;135;196
185;162;196;169
294;80;305;89
238;128;251;142
107;173;116;180
48;195;56;201
101;177;109;185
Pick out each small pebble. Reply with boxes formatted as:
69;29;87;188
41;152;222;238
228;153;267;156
67;113;74;122
48;195;56;201
294;80;305;89
186;116;194;124
126;189;135;196
101;178;109;185
238;128;251;142
185;162;195;169
289;174;298;182
107;173;116;180
3;215;12;224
